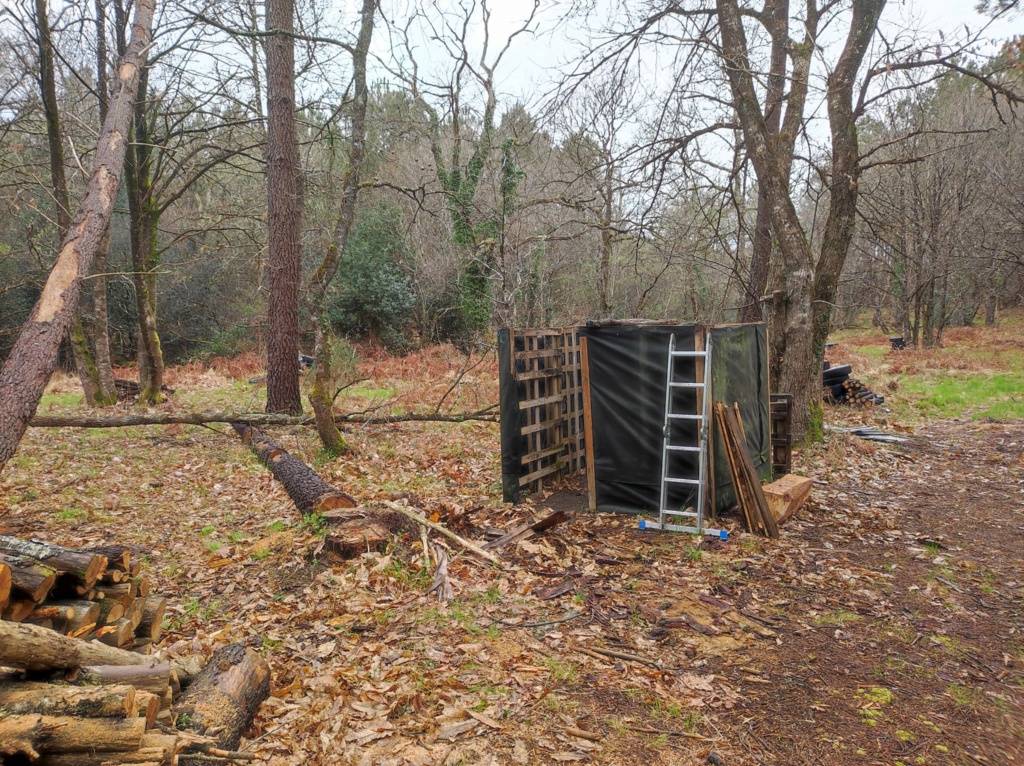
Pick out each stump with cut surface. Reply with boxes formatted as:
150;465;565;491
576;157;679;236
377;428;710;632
231;423;400;557
172;643;270;758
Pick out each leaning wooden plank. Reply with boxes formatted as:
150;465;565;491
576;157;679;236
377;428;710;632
173;643;270;759
762;473;812;525
729;404;779;538
0;0;156;473
0;536;106;589
0;682;136;718
0;714;146;759
715;403;756;533
0;620;166;671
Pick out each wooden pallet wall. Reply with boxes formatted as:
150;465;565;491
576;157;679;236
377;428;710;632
507;327;585;496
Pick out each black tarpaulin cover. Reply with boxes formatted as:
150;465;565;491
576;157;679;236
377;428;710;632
579;323;770;515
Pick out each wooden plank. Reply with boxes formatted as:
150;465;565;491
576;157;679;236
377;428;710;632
515;368;562;382
519;394;563;410
514;348;562;361
730;403;779;537
519;462;564;487
581;335;597;512
521;444;565;465
762;473;812;525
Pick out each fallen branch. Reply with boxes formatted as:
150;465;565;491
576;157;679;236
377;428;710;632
380;501;501;566
28;406;498;430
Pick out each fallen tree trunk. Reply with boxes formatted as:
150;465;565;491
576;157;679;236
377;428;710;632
0;551;57;601
232;423;402;557
29;406;499;429
0;0;156;474
172;643;270;758
231;423;356;514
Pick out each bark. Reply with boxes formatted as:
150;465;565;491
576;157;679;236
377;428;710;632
72;664;173;695
305;0;376;454
28;408;498;429
265;0;303;415
0;535;107;588
172;643;270;755
92;0;118;406
0;551;57;601
0;620;167;671
0;682;136;718
0;715;146;759
0;0;155;472
717;0;883;439
231;423;355;514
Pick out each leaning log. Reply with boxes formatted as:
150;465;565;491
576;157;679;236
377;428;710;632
172;643;270;757
0;0;156;474
72;664;173;695
0;681;136;718
0;620;165;671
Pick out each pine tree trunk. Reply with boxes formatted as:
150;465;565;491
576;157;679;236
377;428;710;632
265;0;303;415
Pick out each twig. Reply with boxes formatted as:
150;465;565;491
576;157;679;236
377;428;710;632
381;500;501;566
490;610;584;629
576;645;660;668
420;525;431;570
628;725;714;742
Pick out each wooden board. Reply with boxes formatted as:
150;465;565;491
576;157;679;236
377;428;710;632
762;473;812;525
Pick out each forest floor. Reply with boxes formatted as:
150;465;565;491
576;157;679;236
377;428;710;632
1;319;1023;766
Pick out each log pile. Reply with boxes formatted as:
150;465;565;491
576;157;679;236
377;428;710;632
0;536;271;764
822;360;885;407
0;536;166;653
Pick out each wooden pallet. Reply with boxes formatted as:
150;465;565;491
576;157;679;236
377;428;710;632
509;327;585;496
769;394;792;478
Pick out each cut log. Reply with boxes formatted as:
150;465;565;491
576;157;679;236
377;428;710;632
136;596;166;642
231;423;356;514
23;604;73;624
0;714;146;758
0;561;10;610
72;664;172;695
97;596;127;625
92;617;135;647
41;599;100;635
0;620;166;671
134;690;160;728
0;536;106;589
84;545;132;572
3;597;38;621
762;473;813;525
0;681;136;718
103;580;138;606
0;551;57;600
170;655;205;689
172;643;270;754
131;575;150;598
38;751;167;766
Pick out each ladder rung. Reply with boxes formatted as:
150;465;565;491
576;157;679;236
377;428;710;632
665;445;700;452
663;510;699;517
669;382;705;389
664;477;700;485
671;351;706;358
667;414;702;420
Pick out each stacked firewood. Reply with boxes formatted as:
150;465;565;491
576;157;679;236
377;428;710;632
0;536;271;764
822;361;885;407
0;536;166;652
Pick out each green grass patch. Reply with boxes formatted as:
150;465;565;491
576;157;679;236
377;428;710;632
900;372;1024;420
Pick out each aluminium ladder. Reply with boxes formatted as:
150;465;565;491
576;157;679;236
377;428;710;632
639;333;724;538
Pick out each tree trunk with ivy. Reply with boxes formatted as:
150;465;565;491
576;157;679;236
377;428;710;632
304;0;376;455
